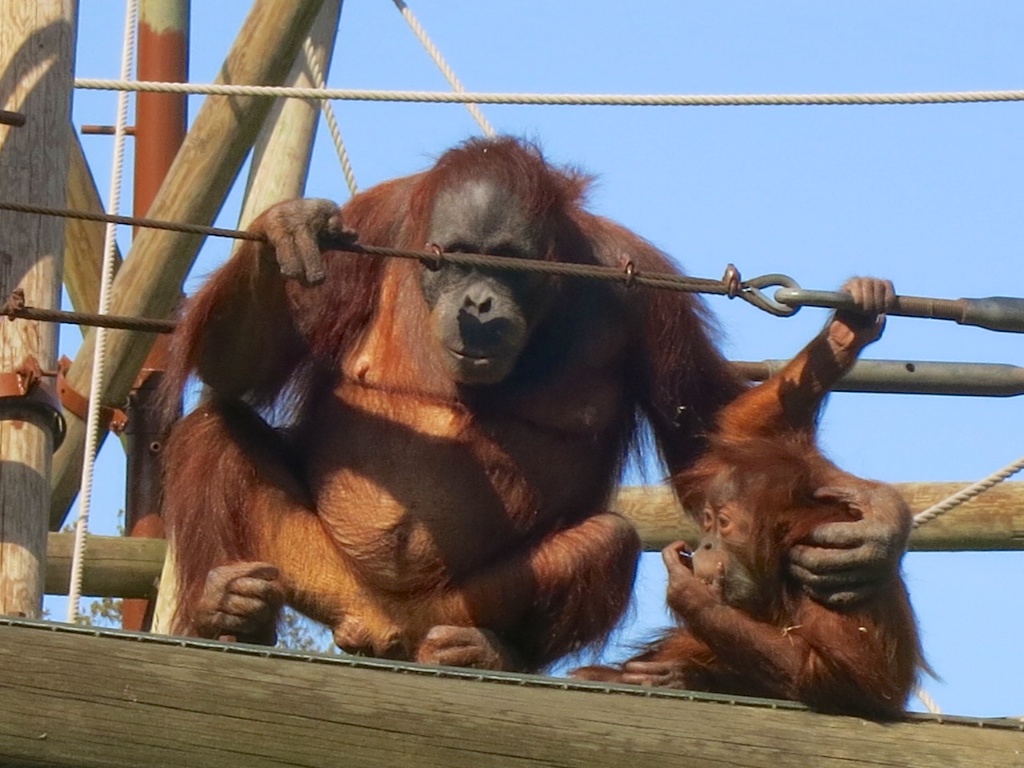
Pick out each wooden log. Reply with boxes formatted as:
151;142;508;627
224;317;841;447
148;539;177;633
0;620;1020;768
237;0;344;228
63;128;132;474
0;0;77;618
64;128;123;318
49;0;328;528
45;532;165;599
44;481;1024;600
614;480;1024;552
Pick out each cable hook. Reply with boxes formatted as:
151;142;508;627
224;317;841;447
739;273;801;316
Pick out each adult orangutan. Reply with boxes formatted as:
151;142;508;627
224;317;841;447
573;279;923;718
161;137;909;672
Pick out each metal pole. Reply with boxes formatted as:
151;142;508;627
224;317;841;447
121;0;190;632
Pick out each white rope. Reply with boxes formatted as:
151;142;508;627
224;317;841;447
73;79;1024;107
390;0;495;136
301;37;358;197
66;0;137;624
913;456;1024;528
915;686;943;715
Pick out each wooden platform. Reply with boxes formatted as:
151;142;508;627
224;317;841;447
0;619;1020;768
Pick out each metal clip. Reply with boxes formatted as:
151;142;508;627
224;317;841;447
739;273;801;317
0;355;67;449
622;260;638;289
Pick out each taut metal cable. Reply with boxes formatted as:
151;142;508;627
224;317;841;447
4;199;1023;333
0;200;733;295
72;79;1024;107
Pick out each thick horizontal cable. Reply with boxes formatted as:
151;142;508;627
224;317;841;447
74;79;1024;107
4;198;1020;397
0;200;262;241
0;200;728;295
2;301;176;334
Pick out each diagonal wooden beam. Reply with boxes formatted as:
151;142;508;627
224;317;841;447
50;0;328;527
64;128;123;318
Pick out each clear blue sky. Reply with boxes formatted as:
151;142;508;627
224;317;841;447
63;1;1022;717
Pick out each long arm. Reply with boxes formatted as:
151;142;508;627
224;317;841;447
165;179;414;410
164;199;352;408
716;277;894;441
166;228;306;406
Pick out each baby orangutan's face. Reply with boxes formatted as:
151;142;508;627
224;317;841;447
691;502;762;610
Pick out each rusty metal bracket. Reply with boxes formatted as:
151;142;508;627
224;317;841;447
0;355;67;449
56;356;128;433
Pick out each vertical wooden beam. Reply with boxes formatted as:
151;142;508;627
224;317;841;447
0;0;77;618
49;0;327;528
238;0;344;227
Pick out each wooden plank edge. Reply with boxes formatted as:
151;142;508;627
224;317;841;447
0;620;1021;768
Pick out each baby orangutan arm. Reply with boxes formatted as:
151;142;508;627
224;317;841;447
717;277;896;441
714;277;906;607
620;543;808;694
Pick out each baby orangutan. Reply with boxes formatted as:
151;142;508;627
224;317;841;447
574;278;925;719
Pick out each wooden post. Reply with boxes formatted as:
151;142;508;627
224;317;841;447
0;1;77;618
49;0;327;527
238;0;344;228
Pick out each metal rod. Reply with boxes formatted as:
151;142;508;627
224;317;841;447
7;295;1021;397
775;287;1024;334
122;0;191;632
2;302;175;333
0;109;26;127
80;124;137;135
733;359;1024;397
